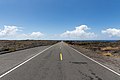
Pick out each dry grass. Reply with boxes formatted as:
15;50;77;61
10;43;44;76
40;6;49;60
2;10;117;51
65;40;120;57
0;40;60;53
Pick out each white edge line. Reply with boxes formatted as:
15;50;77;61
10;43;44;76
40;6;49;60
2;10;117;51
0;43;57;78
70;46;120;77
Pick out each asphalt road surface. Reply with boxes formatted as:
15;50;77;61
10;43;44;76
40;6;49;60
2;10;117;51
0;42;120;80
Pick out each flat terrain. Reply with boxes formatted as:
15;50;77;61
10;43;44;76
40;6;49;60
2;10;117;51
0;42;120;80
65;40;120;56
0;40;59;54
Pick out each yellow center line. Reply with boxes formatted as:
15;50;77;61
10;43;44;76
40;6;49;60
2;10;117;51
60;52;63;61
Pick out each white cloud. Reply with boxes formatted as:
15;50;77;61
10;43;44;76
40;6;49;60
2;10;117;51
102;28;120;37
0;25;19;37
0;25;44;39
60;25;96;39
21;32;44;39
30;32;44;38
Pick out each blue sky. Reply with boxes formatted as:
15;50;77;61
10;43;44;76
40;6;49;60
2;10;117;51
0;0;120;40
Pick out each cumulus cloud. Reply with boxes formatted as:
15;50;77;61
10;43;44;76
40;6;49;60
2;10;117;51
21;32;44;39
0;25;44;39
0;25;19;37
29;32;44;38
61;25;96;39
102;28;120;37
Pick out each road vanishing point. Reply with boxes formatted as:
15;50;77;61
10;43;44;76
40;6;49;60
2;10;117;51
0;42;120;80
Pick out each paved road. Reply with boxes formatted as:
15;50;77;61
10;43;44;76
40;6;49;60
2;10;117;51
0;46;50;75
0;42;120;80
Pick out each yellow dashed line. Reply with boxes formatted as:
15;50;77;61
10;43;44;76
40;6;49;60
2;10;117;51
60;52;63;61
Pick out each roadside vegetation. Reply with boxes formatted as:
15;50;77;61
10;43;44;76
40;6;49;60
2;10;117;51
0;40;60;54
65;40;120;57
